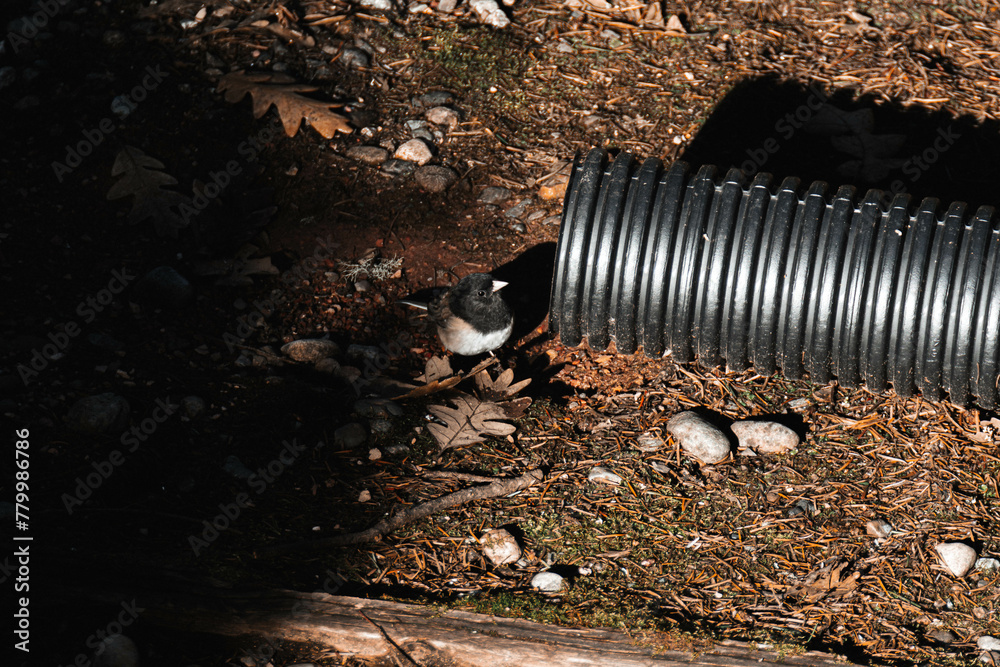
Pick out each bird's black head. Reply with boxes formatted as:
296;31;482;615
449;273;512;333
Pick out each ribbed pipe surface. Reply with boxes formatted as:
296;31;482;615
550;149;1000;408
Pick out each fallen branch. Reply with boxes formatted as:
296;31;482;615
57;576;866;667
262;468;544;554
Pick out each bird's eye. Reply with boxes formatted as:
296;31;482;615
477;290;487;297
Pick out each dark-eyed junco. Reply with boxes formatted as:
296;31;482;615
399;273;514;356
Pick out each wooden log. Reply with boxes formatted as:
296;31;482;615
64;574;860;667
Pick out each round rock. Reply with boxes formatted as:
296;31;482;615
136;266;193;308
334;423;367;449
281;338;340;362
223;455;254;480
530;571;565;593
339;47;370;69
479;186;510;205
413;91;455;108
181;395;206;419
979;637;1000;651
470;0;510;27
415;165;457;193
666;411;730;464
394;138;434;165
381;158;417;177
481;528;521;566
731;420;799;454
425;106;461;130
346;145;389;166
315;357;341;374
66;393;130;434
587;466;622;485
635;431;664;452
354;398;403;418
93;633;139;667
935;542;977;577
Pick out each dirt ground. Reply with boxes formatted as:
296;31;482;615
3;0;1000;665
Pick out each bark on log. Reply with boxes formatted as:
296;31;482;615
64;574;862;667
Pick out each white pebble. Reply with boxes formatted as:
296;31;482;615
666;411;730;464
935;542;977;577
587;466;622;485
469;0;510;27
393;138;434;165
635;431;664;452
481;528;521;566
976;557;1000;572
731;420;799;454
425;106;461;130
978;636;1000;651
530;571;564;593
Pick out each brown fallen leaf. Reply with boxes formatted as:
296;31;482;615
785;558;861;603
418;356;453;383
474;367;531;401
427;392;516;450
106;146;191;238
642;2;665;27
217;70;353;139
393;375;463;401
666;14;686;33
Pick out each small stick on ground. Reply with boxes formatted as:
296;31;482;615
261;468;544;554
422;470;504;483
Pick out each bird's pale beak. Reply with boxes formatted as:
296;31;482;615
491;280;508;293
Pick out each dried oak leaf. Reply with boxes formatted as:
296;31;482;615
421;356;454;383
474;367;531;401
427;392;516;450
217;70;352;139
785;558;861;603
107;146;191;237
394;357;461;400
498;396;532;420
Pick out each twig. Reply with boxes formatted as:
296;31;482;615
422;470;504;483
261;469;544;554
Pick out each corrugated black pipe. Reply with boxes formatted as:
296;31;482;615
550;148;1000;408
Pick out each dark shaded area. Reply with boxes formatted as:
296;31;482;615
492;241;557;342
681;76;1000;214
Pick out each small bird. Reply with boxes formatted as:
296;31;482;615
399;273;514;356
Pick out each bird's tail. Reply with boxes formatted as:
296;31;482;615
397;299;429;311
